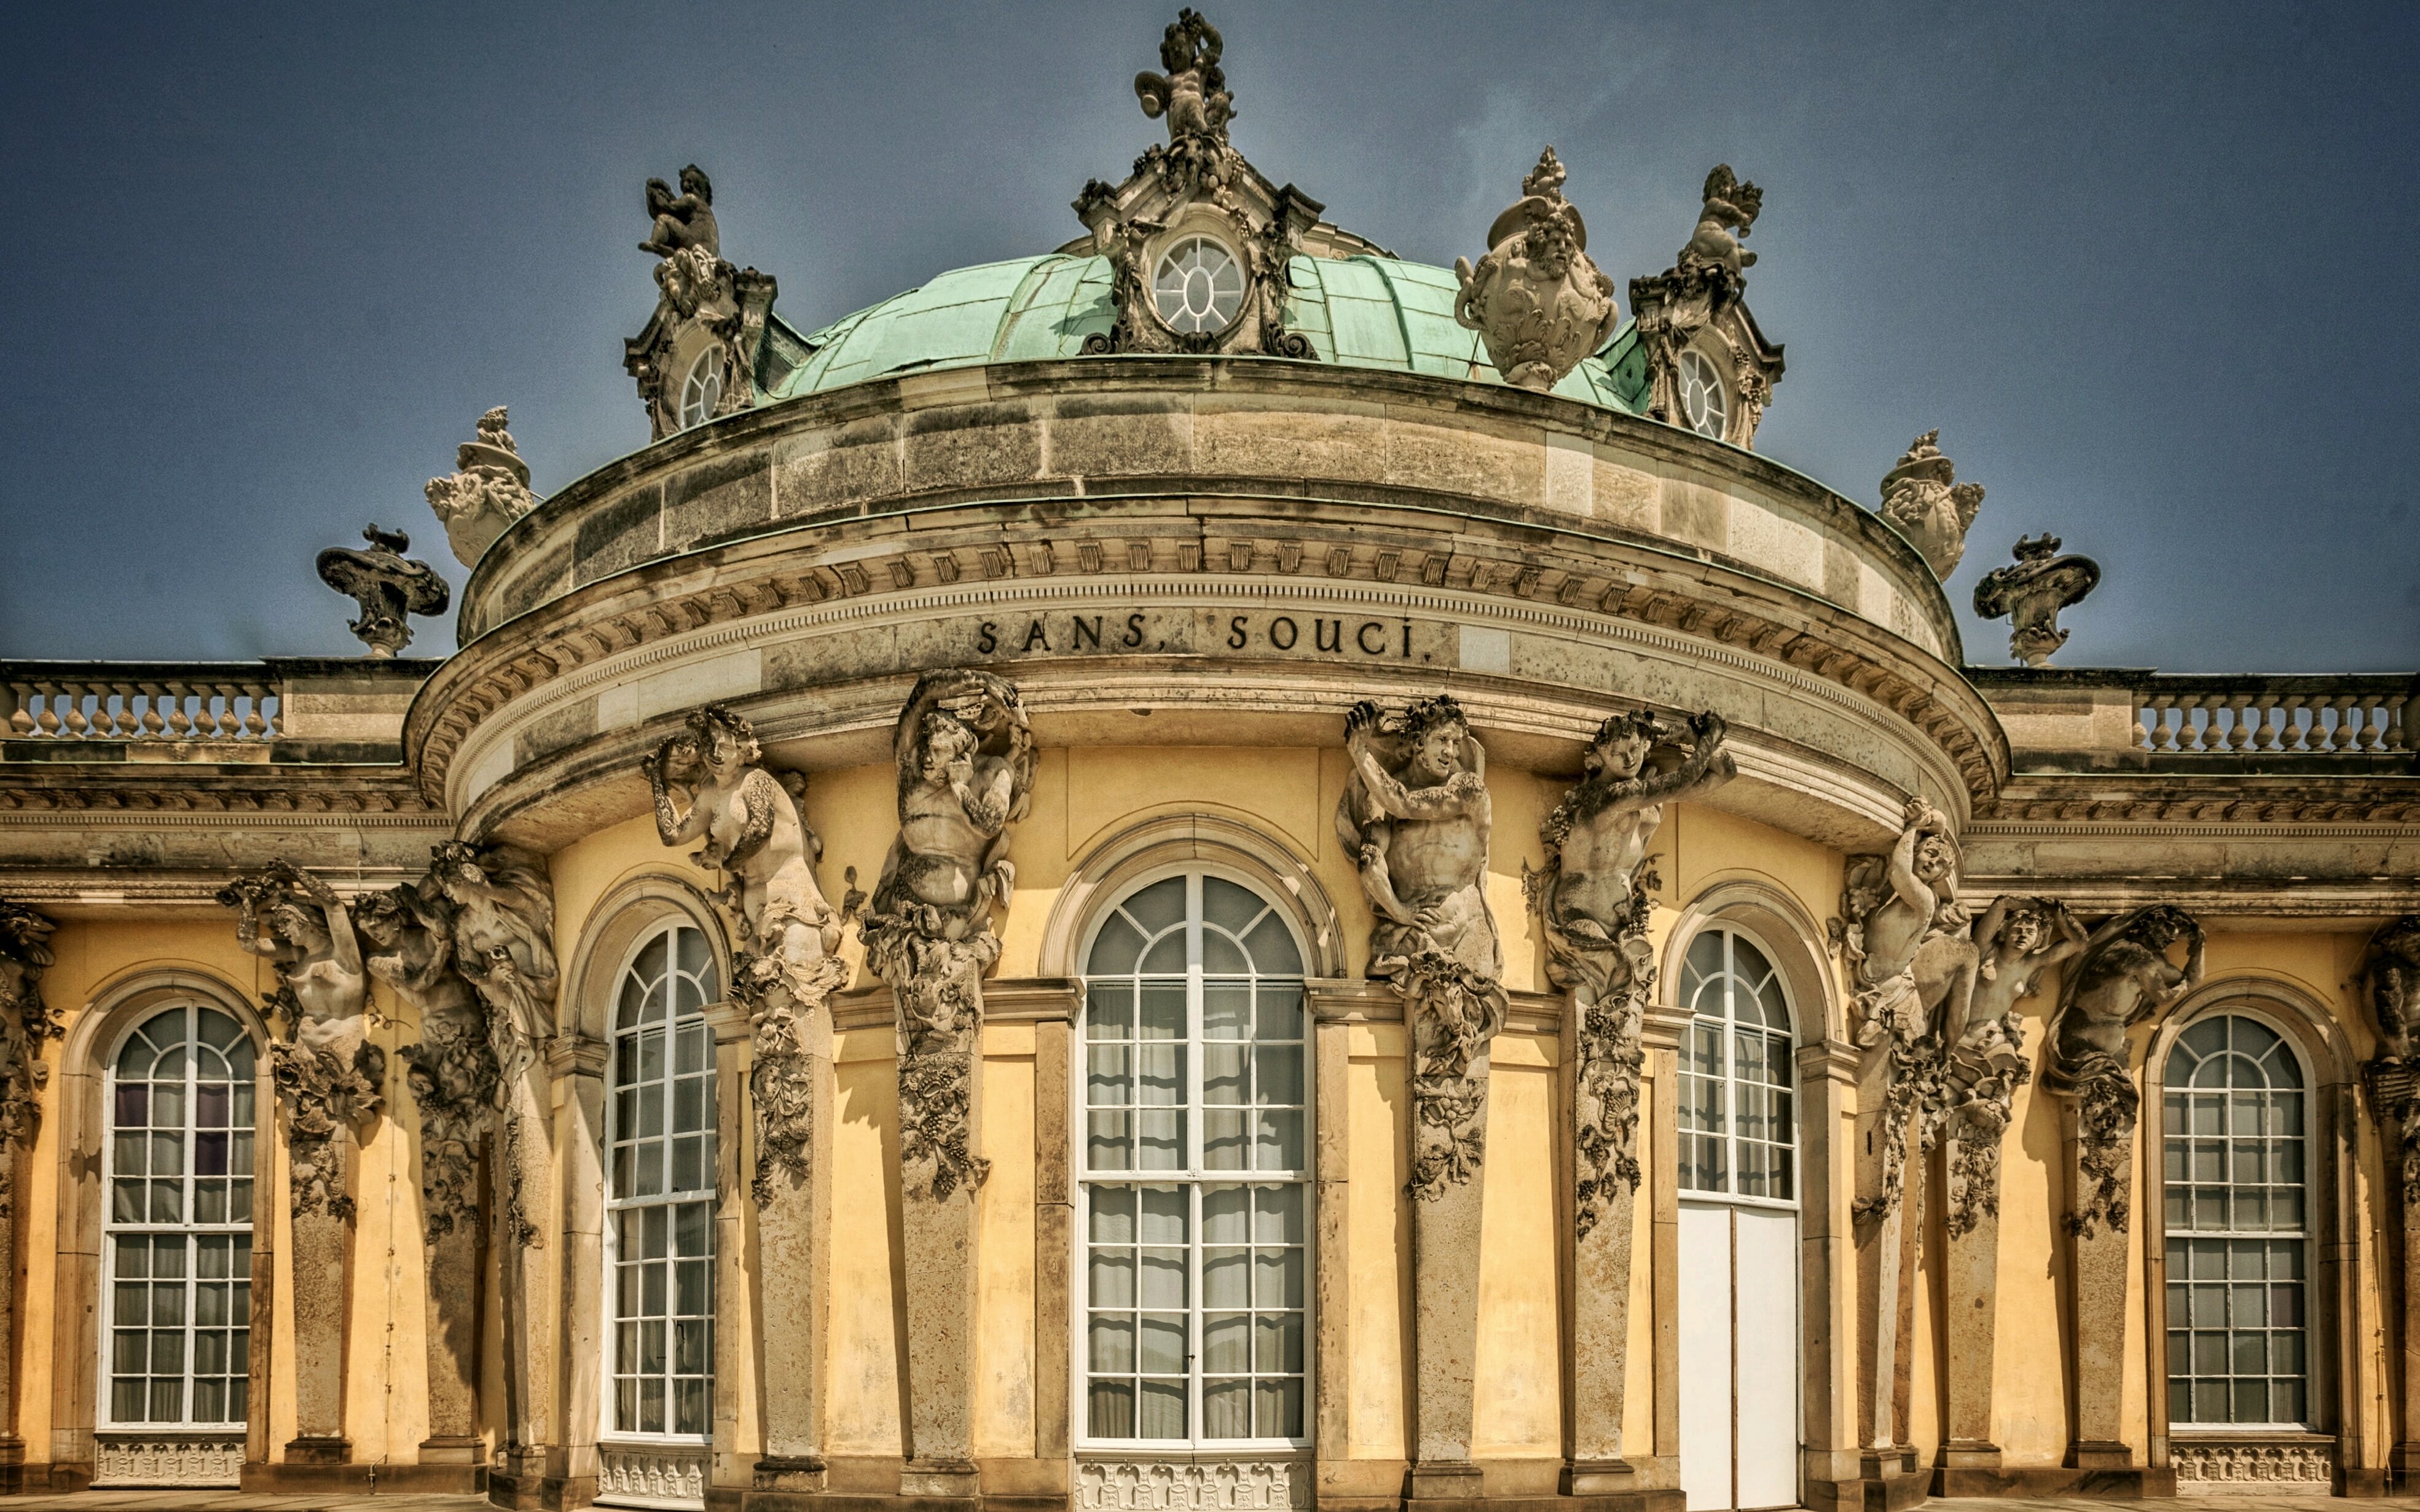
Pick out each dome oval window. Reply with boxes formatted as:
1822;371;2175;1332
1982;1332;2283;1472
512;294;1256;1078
1678;347;1728;440
1152;236;1246;336
678;348;726;431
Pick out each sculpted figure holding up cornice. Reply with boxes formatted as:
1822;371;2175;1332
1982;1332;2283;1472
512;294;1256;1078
1836;799;1971;1051
1630;163;1771;437
0;899;60;1177
1527;709;1732;1235
2360;916;2420;1204
2043;904;2204;1236
1939;896;2086;1237
1879;430;1987;580
425;407;538;568
358;881;498;1239
646;705;851;1203
1454;147;1621;393
220;862;384;1216
428;839;557;1243
1338;696;1504;1198
862;670;1035;1201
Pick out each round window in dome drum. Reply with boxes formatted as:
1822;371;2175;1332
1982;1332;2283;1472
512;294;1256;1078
678;348;725;431
1152;236;1246;336
1677;347;1728;440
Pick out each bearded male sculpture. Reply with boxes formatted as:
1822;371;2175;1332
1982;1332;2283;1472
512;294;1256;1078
1526;708;1732;1234
645;705;849;1203
1338;695;1503;1199
860;671;1035;1202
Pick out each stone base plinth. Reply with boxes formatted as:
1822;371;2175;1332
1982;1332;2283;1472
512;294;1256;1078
1926;1460;2177;1498
900;1457;982;1500
1408;1462;1487;1500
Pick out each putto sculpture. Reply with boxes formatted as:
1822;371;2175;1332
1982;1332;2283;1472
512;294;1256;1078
644;705;849;1204
316;523;450;657
861;670;1035;1202
1972;533;2102;667
2043;904;2204;1236
1338;695;1503;1199
219;862;385;1216
424;406;538;568
1527;708;1732;1235
1878;429;1987;579
1075;10;1321;361
1453;147;1622;392
0;899;60;1208
1629;164;1782;447
626;164;780;441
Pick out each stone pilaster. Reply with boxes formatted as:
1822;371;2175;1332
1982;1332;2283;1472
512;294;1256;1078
1934;1115;2003;1493
747;977;838;1496
546;1032;610;1510
1407;1039;1491;1501
0;1139;22;1492
492;1047;556;1493
2059;1089;2134;1473
1849;1043;1927;1508
1565;980;1645;1497
2370;1063;2420;1482
1639;1001;1691;1495
701;1001;758;1493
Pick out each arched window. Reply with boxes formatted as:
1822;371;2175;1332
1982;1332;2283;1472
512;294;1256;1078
2164;1014;2309;1427
603;922;719;1442
1676;926;1795;1199
1079;873;1309;1446
101;1004;256;1429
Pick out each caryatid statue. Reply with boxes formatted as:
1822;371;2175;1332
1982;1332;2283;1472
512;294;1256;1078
1337;695;1504;1199
860;670;1035;1202
219;861;384;1216
356;880;498;1239
1453;147;1622;392
644;705;849;1202
2360;917;2420;1204
1836;798;1973;1049
1526;708;1732;1235
2042;904;2204;1236
0;898;60;1175
428;839;558;1245
1939;896;2087;1236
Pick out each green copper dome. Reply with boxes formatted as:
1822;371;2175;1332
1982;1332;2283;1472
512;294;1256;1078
773;252;1648;412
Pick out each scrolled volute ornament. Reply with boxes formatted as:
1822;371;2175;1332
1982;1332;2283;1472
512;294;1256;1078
1338;696;1504;1200
2042;904;2205;1237
860;670;1036;1203
1454;147;1621;392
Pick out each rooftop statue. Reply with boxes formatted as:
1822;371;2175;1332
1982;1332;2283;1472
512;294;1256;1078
1629;164;1782;447
1878;429;1987;579
424;406;538;567
1972;533;2102;667
1338;695;1504;1199
638;165;720;260
1453;147;1622;392
1679;164;1763;289
316;523;450;657
1135;9;1233;149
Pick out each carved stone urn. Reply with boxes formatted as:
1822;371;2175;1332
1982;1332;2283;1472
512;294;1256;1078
1454;148;1620;391
1972;533;2101;666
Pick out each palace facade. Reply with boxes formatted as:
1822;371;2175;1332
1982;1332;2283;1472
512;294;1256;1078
1;15;2416;1512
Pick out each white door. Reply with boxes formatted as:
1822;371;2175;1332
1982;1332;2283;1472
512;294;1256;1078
1675;928;1801;1511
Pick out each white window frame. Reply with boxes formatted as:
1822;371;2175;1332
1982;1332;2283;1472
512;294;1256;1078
597;918;720;1449
677;345;725;431
2160;1007;2315;1432
1676;345;1730;441
1150;234;1247;337
1072;866;1316;1453
1673;923;1799;1212
97;1001;257;1432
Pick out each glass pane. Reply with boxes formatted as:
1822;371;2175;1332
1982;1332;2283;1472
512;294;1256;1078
1123;879;1185;936
1203;984;1251;1040
1090;1314;1134;1371
1088;917;1146;979
1203;1377;1251;1438
1138;1379;1185;1439
1246;916;1302;976
1088;981;1134;1041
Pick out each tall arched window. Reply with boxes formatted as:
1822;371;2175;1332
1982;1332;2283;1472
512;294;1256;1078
2164;1013;2310;1427
101;1004;256;1430
1079;873;1309;1447
1676;926;1795;1199
603;922;719;1443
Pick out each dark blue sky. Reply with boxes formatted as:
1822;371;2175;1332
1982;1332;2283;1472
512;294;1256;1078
2;2;2414;670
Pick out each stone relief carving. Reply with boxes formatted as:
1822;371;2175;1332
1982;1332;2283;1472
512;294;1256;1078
1972;533;2102;667
2042;904;2204;1236
424;407;537;568
91;1434;246;1489
1877;430;1987;579
643;705;849;1204
219;863;385;1218
1834;799;1973;1220
860;670;1035;1202
1338;696;1504;1199
0;898;61;1218
1939;896;2085;1238
1075;10;1319;361
315;523;450;657
626;165;780;441
1076;1458;1312;1510
2360;915;2420;1205
1526;710;1732;1236
1453;147;1621;392
357;879;498;1240
1630;165;1781;447
428;839;558;1246
2171;1440;2334;1487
